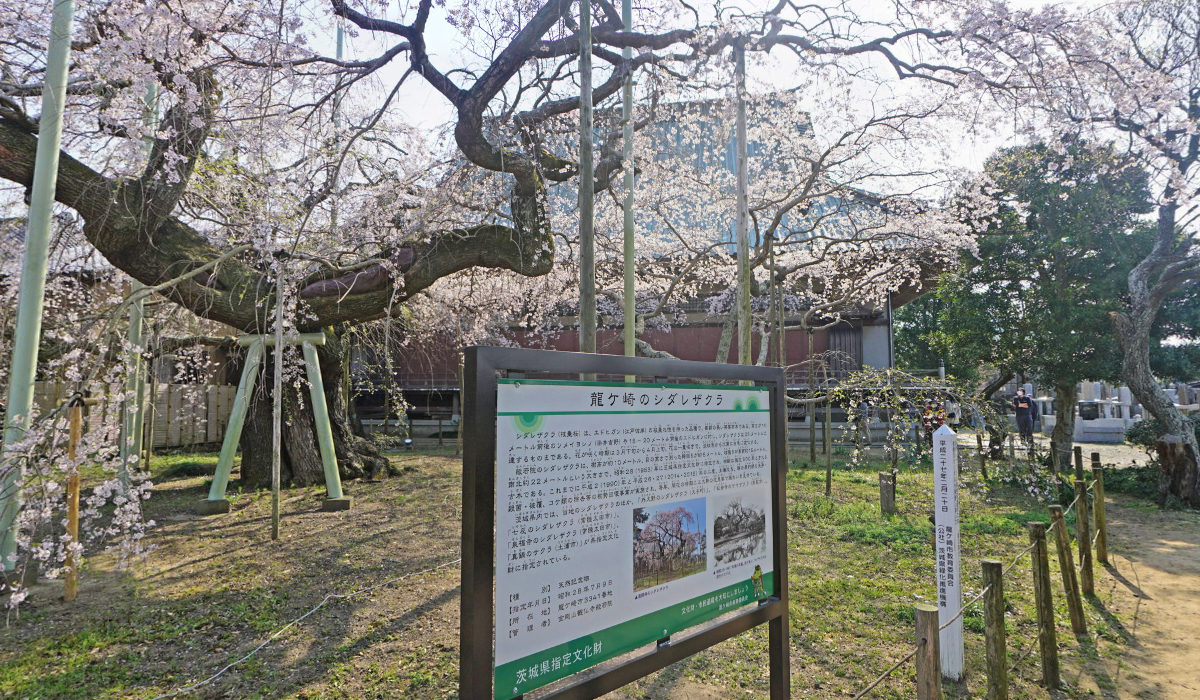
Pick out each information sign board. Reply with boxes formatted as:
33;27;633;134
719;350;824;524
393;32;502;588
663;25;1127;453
461;347;789;700
495;380;775;698
933;424;963;680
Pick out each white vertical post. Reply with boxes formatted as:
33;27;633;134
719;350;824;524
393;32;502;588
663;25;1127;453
934;424;963;680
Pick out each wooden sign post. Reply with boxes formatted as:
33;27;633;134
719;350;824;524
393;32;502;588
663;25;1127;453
933;424;963;680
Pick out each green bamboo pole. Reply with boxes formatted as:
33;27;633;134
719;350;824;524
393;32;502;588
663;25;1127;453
1;0;77;574
202;341;265;510
621;0;635;382
119;281;145;490
301;342;347;505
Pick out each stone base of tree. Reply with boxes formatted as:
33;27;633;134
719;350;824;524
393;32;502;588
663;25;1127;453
196;499;231;515
321;497;353;512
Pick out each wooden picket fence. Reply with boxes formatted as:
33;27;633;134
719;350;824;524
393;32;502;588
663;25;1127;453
33;381;237;449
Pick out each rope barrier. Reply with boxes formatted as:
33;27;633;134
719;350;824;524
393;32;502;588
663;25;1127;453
1002;539;1040;578
940;584;990;631
849;639;924;700
146;557;462;700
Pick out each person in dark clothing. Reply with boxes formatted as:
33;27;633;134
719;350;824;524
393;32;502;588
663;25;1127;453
1012;388;1037;445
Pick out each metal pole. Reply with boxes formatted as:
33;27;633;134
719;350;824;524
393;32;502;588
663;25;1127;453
621;0;635;382
120;83;157;487
270;264;285;541
1;0;77;574
578;0;596;358
734;40;751;368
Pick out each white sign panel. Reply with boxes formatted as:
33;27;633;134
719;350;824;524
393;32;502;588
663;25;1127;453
933;424;963;680
493;379;775;699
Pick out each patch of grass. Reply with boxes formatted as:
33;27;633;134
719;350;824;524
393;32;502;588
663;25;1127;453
149;451;221;481
1104;465;1159;499
0;448;1161;700
841;521;930;553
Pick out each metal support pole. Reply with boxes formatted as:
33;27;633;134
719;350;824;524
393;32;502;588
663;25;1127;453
270;268;287;541
119;83;157;487
302;342;350;510
621;0;635;382
734;40;751;371
1;0;77;573
200;341;265;514
578;0;596;359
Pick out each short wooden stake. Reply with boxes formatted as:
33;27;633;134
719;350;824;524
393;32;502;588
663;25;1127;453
976;431;988;481
1093;467;1108;566
982;560;1007;700
879;472;896;515
1007;434;1015;461
1073;445;1084;480
1027;522;1060;689
915;604;943;700
1075;478;1094;596
64;403;83;602
1048;505;1087;636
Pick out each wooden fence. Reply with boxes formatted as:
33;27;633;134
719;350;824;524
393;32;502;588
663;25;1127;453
33;381;237;450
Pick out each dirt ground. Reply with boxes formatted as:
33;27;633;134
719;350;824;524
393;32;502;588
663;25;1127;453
1066;496;1200;699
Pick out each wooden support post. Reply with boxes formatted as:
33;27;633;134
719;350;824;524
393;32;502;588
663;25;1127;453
1073;445;1084;480
1007;434;1015;461
982;560;1007;700
1075;478;1094;596
64;402;83;602
1027;523;1060;689
915;604;943;700
879;472;896;515
1048;505;1087;636
1093;467;1108;566
976;431;988;481
439;417;444;446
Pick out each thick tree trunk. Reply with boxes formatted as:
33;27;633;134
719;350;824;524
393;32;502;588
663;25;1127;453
1112;199;1200;508
240;355;326;489
238;332;393;490
1049;382;1077;475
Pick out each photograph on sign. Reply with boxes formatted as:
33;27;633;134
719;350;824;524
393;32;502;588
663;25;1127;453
633;497;707;591
493;379;775;699
712;489;769;566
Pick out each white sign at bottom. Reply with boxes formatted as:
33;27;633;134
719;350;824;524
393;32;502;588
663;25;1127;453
933;424;963;680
